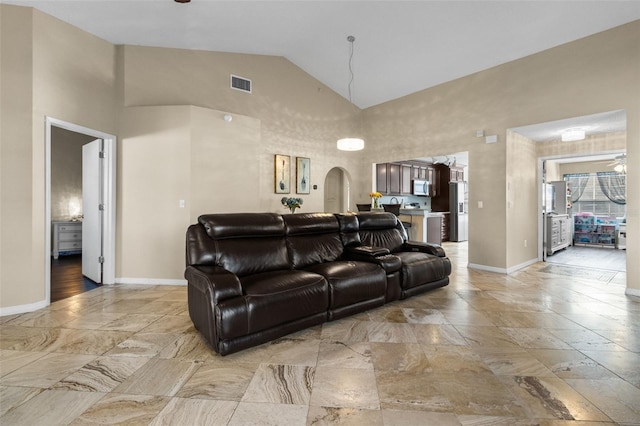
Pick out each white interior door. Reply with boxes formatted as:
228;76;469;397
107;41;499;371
82;139;103;283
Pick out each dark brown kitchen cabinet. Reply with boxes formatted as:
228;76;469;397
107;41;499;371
376;163;388;194
376;162;401;195
401;164;413;195
388;163;401;194
430;164;451;212
427;166;438;197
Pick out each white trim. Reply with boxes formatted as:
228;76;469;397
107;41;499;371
45;117;117;306
0;300;48;317
625;288;640;298
469;257;540;275
468;263;507;274
506;258;539;274
115;278;187;286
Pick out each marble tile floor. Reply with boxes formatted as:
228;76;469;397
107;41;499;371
1;242;639;425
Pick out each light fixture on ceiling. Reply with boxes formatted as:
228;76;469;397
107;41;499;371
175;0;191;3
561;128;586;142
337;35;365;151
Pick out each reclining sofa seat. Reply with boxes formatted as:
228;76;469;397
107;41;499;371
339;212;452;298
186;213;328;355
282;213;388;320
185;212;394;355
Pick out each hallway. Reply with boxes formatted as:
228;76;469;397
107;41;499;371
50;255;100;302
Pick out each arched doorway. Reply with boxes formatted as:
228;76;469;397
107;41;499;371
324;167;351;213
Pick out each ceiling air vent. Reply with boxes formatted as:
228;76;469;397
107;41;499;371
230;75;252;93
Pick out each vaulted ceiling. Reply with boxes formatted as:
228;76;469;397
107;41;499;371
6;1;640;109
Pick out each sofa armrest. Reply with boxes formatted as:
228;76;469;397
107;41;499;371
184;265;243;304
403;241;446;257
345;245;391;257
343;246;401;273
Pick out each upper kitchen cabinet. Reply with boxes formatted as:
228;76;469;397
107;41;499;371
401;164;413;195
376;163;388;194
376;161;438;196
376;162;401;195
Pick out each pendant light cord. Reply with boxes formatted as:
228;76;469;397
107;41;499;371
347;35;355;104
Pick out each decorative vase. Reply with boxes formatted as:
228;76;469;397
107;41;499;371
373;199;379;209
290;207;297;213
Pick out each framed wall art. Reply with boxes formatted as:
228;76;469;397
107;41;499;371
274;154;291;194
296;157;310;194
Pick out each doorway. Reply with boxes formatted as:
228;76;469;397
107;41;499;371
324;167;351;213
45;117;116;303
541;155;627;279
511;110;627;279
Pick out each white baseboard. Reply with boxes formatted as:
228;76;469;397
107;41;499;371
468;258;538;275
468;263;507;274
0;300;48;317
625;288;640;298
506;258;539;274
115;278;187;286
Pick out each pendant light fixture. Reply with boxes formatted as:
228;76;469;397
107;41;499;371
337;35;365;151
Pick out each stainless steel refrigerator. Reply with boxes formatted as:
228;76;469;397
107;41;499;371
449;181;468;242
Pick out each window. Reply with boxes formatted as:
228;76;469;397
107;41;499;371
565;173;626;217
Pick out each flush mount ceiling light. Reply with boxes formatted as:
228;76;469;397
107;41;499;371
561;128;586;142
337;35;365;151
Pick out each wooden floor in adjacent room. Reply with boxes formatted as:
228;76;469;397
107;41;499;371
50;255;100;303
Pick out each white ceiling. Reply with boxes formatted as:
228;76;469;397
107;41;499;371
512;110;628;142
4;0;640;109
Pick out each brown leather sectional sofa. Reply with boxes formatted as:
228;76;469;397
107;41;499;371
185;211;452;355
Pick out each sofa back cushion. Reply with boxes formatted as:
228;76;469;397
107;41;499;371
336;213;361;247
198;213;289;277
283;213;344;269
357;212;406;253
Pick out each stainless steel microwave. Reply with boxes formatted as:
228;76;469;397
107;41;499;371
413;179;429;196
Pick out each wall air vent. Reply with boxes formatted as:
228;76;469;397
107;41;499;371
230;75;252;93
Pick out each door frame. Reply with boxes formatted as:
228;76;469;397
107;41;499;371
45;117;116;303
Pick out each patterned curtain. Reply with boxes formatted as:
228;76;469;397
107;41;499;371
564;173;590;202
597;171;626;205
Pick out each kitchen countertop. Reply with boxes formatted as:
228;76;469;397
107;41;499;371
399;209;445;217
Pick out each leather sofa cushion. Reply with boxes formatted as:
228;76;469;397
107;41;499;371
395;252;452;290
217;270;329;339
284;213;344;269
199;213;284;238
197;213;289;276
306;261;386;309
356;212;405;252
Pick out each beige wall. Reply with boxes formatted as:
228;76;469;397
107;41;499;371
1;5;35;304
560;159;624;175
1;4;638;311
118;105;262;281
363;21;639;285
506;131;538;269
120;45;363;214
1;5;118;309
